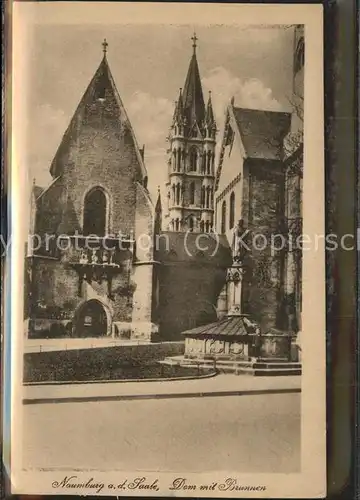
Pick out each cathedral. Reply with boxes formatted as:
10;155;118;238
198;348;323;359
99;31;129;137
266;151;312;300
25;29;303;349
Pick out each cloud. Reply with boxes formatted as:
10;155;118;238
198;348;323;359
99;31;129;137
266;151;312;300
28;103;69;187
202;66;284;131
127;91;173;150
127;91;173;202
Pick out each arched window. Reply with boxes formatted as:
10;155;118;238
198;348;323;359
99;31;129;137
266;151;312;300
207;152;212;174
201;154;206;173
177;149;181;171
200;220;204;232
205;221;210;233
176;184;181;205
190;182;195;205
83;187;107;237
190;148;197;171
201;186;205;207
175;218;180;231
206;186;210;208
189;217;194;232
221;200;226;234
229;191;235;229
173;150;177;171
172;184;175;203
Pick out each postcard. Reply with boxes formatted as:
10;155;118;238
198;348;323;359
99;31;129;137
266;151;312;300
5;2;325;497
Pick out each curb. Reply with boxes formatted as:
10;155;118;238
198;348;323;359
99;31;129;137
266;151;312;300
23;387;301;405
23;370;217;387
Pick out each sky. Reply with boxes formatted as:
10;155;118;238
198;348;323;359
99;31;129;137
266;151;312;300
24;24;296;203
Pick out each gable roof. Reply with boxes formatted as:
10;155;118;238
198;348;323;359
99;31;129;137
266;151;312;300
49;55;148;184
215;104;291;191
232;107;291;160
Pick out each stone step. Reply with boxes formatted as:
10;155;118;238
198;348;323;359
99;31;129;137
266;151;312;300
253;362;301;370
164;356;302;377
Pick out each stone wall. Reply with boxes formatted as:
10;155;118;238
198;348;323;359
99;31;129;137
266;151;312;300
243;159;285;332
156;231;232;340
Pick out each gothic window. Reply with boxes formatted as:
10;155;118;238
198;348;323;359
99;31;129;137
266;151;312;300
206;186;211;208
189;147;197;171
210;188;214;208
229;191;235;229
189;216;194;232
201;154;206;173
200;220;204;232
207;152;212;174
294;37;305;73
176;184;181;205
190;182;195;205
201;186;205;207
205;221;210;233
83;187;107;237
177;149;181;171
221;200;226;234
172;184;175;203
173;150;177;171
175;218;180;231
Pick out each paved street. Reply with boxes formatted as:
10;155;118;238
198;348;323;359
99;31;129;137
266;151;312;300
22;391;300;473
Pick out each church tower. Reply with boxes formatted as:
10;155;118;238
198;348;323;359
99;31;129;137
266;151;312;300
165;34;216;233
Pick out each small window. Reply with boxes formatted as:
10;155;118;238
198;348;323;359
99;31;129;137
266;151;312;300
229;191;235;229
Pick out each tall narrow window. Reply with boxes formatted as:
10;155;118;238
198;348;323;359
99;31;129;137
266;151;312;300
177;149;181;171
221;200;226;234
206;187;210;208
200;220;204;232
201;186;205;207
83;188;107;237
190;182;195;205
190;148;197;171
176;184;181;205
207;152;212;174
189;217;194;232
229;191;235;229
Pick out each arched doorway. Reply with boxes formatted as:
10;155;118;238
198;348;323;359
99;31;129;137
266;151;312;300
74;300;110;337
83;187;107;237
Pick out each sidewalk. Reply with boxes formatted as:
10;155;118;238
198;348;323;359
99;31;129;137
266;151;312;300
23;374;301;404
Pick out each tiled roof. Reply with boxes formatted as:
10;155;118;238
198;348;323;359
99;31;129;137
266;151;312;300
232;107;291;160
182;315;258;338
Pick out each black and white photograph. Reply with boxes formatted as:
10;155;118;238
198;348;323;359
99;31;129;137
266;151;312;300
7;3;326;497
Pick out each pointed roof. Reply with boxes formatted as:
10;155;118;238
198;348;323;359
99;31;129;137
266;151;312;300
32;184;44;200
205;91;215;127
155;186;162;214
182;39;205;127
182;314;258;338
49;49;148;184
172;88;184;124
